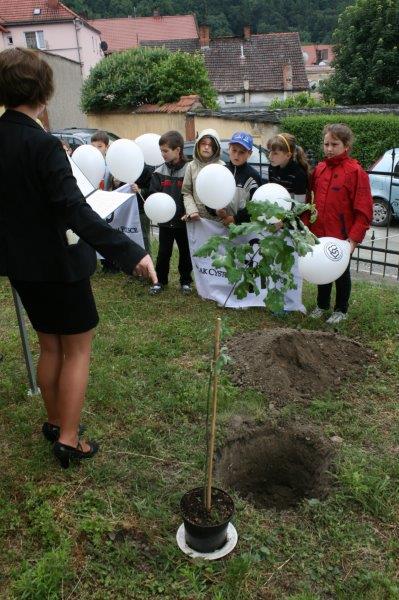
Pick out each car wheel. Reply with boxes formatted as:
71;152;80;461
372;197;391;227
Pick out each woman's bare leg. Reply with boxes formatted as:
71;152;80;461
57;329;94;449
36;332;63;425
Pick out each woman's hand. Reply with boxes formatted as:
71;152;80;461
216;209;228;219
133;255;157;283
131;183;141;194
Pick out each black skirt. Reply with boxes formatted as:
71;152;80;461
10;278;99;335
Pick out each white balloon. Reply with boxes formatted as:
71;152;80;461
106;139;144;184
195;164;236;210
144;192;176;224
135;133;163;166
252;183;292;224
71;144;105;188
298;237;351;285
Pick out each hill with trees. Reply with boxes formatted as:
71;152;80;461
64;0;352;43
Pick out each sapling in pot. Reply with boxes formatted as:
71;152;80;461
180;317;235;553
180;195;318;553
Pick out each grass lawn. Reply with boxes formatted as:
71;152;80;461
0;246;398;599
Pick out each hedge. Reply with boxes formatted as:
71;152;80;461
280;114;399;168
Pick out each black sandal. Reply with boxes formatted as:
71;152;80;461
42;422;86;443
53;440;99;469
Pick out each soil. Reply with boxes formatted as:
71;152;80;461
226;327;373;405
180;487;234;527
215;423;334;509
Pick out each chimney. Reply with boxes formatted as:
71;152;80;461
243;25;251;41
243;79;250;105
283;62;293;91
48;0;59;8
199;25;210;49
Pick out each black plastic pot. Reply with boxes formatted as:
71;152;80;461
180;486;235;553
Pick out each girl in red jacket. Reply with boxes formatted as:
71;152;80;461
309;124;373;324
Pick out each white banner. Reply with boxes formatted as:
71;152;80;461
97;184;145;258
186;218;305;312
187;219;267;308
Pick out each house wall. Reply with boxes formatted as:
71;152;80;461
87;111;278;146
41;52;88;129
218;90;302;107
87;112;187;139
194;115;277;147
2;21;102;78
75;21;103;77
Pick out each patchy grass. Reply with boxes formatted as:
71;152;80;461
0;248;398;599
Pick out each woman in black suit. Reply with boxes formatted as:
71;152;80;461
0;48;156;468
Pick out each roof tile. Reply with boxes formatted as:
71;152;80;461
89;15;198;53
144;32;309;92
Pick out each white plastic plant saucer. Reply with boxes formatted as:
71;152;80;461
176;522;238;560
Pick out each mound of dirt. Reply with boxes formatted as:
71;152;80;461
226;327;373;405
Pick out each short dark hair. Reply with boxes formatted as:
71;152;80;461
0;48;54;108
159;130;186;160
91;130;110;145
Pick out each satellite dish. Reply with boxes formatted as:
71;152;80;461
302;51;309;63
100;40;108;52
319;60;327;66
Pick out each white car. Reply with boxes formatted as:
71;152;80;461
368;148;399;226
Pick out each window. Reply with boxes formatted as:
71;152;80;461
316;49;328;64
394;160;399;179
7;36;13;45
25;30;45;49
225;95;236;104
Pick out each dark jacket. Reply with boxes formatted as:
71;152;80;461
0;110;146;282
226;161;262;224
149;159;187;228
268;160;309;197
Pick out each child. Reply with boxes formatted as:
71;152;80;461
90;130;113;191
267;132;311;314
216;131;262;226
267;132;310;202
182;128;224;221
308;123;373;324
148;131;192;295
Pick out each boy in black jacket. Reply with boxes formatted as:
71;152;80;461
148;131;192;295
216;131;262;225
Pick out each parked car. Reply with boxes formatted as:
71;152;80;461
368;148;399;226
183;139;270;182
51;127;119;152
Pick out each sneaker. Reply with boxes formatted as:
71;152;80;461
309;307;326;319
149;283;163;295
326;311;347;324
180;284;192;295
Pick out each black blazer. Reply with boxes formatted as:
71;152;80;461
0;110;146;282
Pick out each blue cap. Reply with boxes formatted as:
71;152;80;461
229;131;253;151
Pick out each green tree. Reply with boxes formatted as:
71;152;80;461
80;47;217;112
321;0;399;104
153;51;218;108
80;47;169;112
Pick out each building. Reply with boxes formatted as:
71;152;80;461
143;26;309;107
0;0;103;77
301;44;334;92
89;12;198;54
